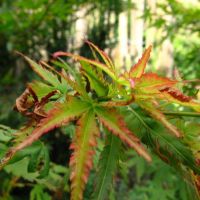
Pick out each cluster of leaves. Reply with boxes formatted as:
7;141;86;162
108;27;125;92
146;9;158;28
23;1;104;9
0;124;70;200
111;149;199;200
0;41;200;199
0;0;131;129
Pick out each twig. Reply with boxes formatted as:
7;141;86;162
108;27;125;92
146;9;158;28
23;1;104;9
163;111;200;117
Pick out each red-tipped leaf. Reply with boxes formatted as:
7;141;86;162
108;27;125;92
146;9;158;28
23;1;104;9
70;110;99;200
129;45;152;78
95;107;151;162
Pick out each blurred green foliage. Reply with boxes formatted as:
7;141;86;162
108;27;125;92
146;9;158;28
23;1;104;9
144;0;200;95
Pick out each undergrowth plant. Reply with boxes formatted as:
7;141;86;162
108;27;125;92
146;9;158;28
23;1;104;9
0;41;200;200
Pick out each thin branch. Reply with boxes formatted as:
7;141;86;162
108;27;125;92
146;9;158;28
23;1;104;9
163;111;200;117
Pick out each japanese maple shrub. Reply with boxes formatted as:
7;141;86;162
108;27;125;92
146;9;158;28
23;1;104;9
0;41;200;200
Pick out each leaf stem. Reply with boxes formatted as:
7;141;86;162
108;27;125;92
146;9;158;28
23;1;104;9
127;106;150;130
163;111;200;117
